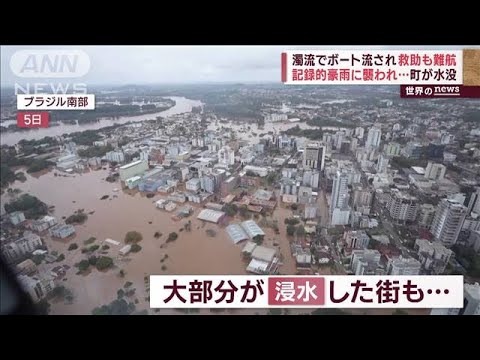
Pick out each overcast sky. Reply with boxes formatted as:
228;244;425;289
1;45;476;86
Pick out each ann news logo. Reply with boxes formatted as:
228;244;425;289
10;49;90;94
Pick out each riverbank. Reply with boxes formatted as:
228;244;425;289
0;97;203;146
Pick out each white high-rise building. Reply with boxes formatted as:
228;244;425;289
330;171;349;213
418;204;436;228
105;151;125;164
351;249;381;275
387;189;418;222
303;170;320;189
387;256;421;275
140;151;149;161
376;154;389;174
334;132;344;150
467;187;480;215
331;208;350;226
431;282;480;315
350;138;358;152
218;146;235;166
425;162;446;181
366;127;382;149
431;199;468;247
355;127;365;139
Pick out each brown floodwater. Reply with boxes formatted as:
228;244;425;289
4;169;428;315
3;168;300;314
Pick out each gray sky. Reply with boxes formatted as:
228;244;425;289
1;45;477;86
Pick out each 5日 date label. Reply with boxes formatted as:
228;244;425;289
17;112;49;128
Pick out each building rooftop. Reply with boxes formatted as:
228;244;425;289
197;209;225;223
222;194;236;204
119;160;145;170
253;189;273;201
127;175;142;183
226;224;249;244
464;283;480;300
391;256;421;268
246;258;270;274
241;220;265;238
411;166;425;175
242;241;257;254
186;178;201;184
9;211;24;216
251;245;276;263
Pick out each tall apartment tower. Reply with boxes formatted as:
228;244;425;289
330;171;349;213
303;143;325;171
431;199;468;247
366;127;382;149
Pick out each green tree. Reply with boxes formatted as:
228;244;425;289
26;159;53;173
65;213;88;224
266;172;277;185
91;298;135;315
125;231;143;244
284;218;300;226
296;225;306;238
0;163;16;187
131;243;142;253
286;224;296;236
68;243;78;251
167;232;178;242
223;203;238;217
84;237;96;245
78;260;90;272
96;256;113;271
253;235;264;245
31;254;45;265
88;244;100;252
51;285;67;298
4;194;48;219
117;289;125;298
238;205;250;219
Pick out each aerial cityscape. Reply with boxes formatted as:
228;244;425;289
1;47;479;315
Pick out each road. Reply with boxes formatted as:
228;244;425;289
317;188;329;227
374;203;415;257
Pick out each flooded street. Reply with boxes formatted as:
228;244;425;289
3;168;299;314
0;97;203;146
